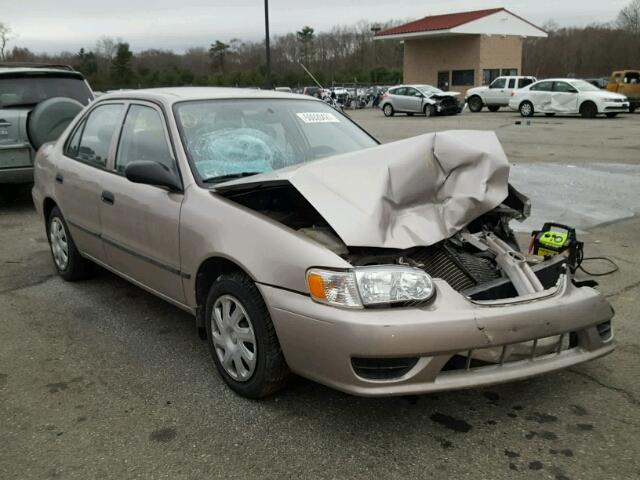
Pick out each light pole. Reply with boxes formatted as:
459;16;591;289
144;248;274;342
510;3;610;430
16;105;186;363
370;24;381;84
264;0;272;89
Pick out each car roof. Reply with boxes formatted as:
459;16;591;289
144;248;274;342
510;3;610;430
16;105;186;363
98;87;319;106
0;67;85;78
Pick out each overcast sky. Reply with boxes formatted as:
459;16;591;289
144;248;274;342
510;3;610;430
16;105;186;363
4;0;629;54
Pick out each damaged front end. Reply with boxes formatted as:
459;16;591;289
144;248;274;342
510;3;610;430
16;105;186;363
214;130;614;394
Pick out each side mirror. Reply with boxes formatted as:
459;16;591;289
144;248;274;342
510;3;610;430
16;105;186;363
124;160;182;192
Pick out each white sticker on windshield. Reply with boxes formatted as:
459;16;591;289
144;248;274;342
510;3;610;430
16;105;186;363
296;112;340;124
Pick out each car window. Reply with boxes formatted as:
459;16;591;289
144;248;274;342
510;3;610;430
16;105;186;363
116;105;174;174
68;104;124;168
519;78;534;88
490;78;507;89
64;119;85;158
507;78;516;88
553;81;575;93
530;81;553;92
0;74;93;108
392;88;406;96
174;99;378;183
405;88;422;97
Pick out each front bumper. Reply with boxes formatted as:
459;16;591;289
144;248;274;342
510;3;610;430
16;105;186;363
259;276;615;396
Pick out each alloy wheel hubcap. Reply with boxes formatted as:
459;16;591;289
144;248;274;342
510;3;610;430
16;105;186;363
522;104;532;115
49;217;69;270
211;295;257;382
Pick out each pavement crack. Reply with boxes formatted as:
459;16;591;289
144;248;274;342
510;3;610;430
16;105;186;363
605;279;640;299
568;368;639;407
0;275;56;296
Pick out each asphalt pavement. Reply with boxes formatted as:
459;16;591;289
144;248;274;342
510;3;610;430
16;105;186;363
1;109;639;479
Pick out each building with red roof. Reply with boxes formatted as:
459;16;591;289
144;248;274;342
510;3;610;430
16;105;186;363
375;8;546;92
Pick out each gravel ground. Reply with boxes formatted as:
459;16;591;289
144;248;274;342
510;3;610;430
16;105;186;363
1;109;639;480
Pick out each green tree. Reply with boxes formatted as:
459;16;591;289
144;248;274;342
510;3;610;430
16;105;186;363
209;40;230;72
296;26;314;64
76;48;98;75
112;42;134;87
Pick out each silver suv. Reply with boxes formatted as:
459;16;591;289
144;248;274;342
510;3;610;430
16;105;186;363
0;63;93;195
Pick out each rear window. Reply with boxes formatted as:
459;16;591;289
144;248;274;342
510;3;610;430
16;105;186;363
519;78;534;88
0;74;93;108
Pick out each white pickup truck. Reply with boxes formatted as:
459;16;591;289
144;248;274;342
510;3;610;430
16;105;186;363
466;76;536;112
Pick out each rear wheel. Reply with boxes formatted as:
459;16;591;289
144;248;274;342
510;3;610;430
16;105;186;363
205;271;290;398
382;104;394;117
487;105;500;112
605;113;618;118
519;101;534;117
424;104;435;117
47;207;94;281
468;96;483;112
580;101;598;118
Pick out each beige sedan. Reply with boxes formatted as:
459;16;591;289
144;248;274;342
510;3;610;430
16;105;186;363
32;88;614;398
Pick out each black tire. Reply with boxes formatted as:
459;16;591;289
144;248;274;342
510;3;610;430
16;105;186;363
204;271;290;398
630;105;636;113
468;96;483;112
47;206;94;281
382;103;394;117
605;113;618;118
544;113;556;117
580;101;598;118
487;105;500;112
424;104;435;117
519;101;534;117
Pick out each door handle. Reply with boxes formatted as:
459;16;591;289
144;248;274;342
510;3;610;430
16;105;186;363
55;173;64;184
101;190;115;205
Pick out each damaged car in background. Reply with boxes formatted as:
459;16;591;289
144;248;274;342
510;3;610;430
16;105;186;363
32;88;615;398
380;84;462;117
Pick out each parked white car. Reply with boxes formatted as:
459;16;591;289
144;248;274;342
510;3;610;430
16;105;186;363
509;79;630;118
466;76;536;112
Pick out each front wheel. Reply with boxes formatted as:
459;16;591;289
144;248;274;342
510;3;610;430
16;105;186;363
424;104;435;117
580;101;598;118
205;271;290;398
519;101;534;117
47;206;94;281
382;104;394;117
467;96;483;112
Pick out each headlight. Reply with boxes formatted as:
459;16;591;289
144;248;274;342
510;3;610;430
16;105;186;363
306;266;435;308
355;266;435;306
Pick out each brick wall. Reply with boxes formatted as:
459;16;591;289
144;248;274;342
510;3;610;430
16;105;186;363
403;34;523;95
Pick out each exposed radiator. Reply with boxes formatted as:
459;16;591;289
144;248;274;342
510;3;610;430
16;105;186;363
409;243;501;291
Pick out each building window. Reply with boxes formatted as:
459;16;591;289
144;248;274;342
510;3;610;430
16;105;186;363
452;70;475;86
483;69;500;85
501;68;518;76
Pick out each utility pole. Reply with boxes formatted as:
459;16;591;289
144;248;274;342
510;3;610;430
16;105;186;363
264;0;272;89
370;24;381;84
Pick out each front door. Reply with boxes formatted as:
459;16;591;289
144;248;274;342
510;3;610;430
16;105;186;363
99;103;186;304
56;102;126;261
550;81;579;113
485;77;507;105
437;71;450;91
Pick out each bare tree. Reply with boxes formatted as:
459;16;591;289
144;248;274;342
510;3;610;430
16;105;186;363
617;0;640;33
0;22;12;61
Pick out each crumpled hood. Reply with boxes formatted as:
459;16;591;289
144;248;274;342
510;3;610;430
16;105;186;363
215;130;510;249
431;91;460;99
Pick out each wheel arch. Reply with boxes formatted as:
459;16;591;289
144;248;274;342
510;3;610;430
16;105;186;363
43;197;58;225
579;99;598;112
194;255;255;337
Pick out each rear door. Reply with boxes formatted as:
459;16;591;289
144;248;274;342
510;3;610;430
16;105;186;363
56;102;125;261
99;102;186;303
550;81;579;113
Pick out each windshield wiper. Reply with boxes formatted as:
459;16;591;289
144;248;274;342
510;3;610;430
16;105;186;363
202;171;262;184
